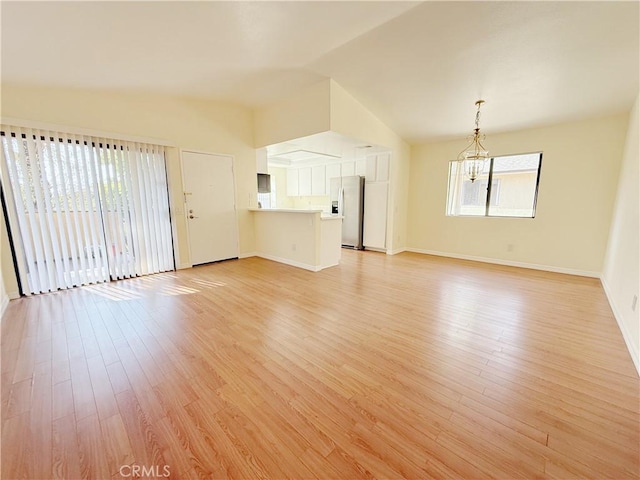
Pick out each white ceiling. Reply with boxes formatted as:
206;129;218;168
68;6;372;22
2;1;638;144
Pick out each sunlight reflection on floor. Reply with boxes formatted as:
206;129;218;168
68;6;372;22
83;271;227;301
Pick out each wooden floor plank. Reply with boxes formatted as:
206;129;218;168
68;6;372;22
0;250;638;478
1;412;33;479
51;414;82;480
100;413;135;477
76;413;112;479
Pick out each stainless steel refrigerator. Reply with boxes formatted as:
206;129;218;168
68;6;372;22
330;176;365;249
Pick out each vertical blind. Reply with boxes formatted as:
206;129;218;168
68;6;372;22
0;125;174;295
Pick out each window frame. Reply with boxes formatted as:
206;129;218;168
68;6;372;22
447;151;543;218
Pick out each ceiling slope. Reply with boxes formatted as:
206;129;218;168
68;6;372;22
1;1;638;143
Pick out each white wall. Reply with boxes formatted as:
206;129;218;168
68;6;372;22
408;114;628;275
253;80;331;148
0;83;257;288
602;96;639;374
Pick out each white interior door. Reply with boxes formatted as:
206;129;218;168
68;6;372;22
182;151;239;265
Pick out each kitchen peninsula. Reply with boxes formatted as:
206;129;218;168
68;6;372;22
250;209;342;271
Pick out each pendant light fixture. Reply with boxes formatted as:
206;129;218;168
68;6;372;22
457;100;488;183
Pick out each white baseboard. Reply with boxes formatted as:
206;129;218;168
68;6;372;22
601;278;640;377
320;261;340;270
179;254;255;268
387;248;406;256
254;253;320;272
405;248;600;278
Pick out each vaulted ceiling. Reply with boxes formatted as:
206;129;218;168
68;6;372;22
2;1;638;143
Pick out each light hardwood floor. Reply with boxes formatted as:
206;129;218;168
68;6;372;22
1;250;639;479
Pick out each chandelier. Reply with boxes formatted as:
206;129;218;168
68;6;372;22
457;100;488;183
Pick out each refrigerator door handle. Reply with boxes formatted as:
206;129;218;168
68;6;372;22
338;187;344;215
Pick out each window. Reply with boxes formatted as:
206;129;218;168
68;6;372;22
446;152;542;218
462;179;500;207
0;125;174;295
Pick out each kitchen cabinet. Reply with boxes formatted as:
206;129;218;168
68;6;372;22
311;165;326;196
298;167;312;196
365;156;377;181
363;182;388;250
256;148;268;174
325;163;341;194
365;153;391;182
342;161;355;177
283;155;388;198
286;168;299;196
376;153;390;181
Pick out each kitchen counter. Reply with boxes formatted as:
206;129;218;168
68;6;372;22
250;208;322;214
250;209;342;271
251;208;342;219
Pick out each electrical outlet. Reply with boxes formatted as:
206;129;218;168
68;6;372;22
507;244;514;252
632;295;638;312
292;244;297;252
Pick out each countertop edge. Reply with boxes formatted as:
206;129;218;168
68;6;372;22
249;208;323;214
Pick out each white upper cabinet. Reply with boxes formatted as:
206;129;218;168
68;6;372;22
376;153;390;182
365;155;377;181
298;167;312;196
342;161;355;177
286;168;299;196
365;153;391;182
325;163;341;194
311;165;326;196
281;152;390;198
256;148;268;174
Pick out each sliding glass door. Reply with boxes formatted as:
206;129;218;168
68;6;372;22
0;126;174;295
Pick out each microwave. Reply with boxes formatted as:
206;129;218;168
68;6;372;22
257;173;271;193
